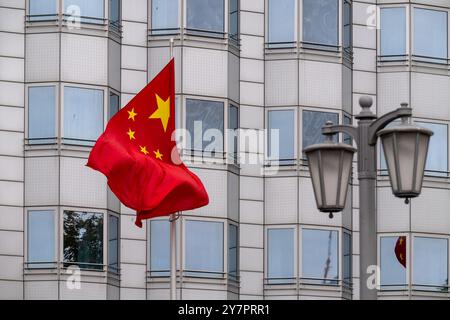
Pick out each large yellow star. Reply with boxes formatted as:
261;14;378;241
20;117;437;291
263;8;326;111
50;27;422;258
139;145;149;155
153;149;163;160
149;94;170;132
127;128;136;140
128;108;137;121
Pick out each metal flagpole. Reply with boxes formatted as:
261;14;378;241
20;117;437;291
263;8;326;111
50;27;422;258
168;38;177;301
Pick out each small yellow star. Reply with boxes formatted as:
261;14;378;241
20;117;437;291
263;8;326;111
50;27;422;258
153;149;163;160
128;108;137;121
139;145;149;155
126;128;136;140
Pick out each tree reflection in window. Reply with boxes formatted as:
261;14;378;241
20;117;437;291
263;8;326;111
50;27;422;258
63;211;103;270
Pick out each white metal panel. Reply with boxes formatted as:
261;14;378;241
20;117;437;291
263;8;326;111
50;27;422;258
183;47;227;98
60;282;106;300
266;60;298;106
147;289;169;300
265;177;297;224
240;11;264;36
378;72;409;115
377;187;409;232
411;187;450;234
0;281;23;299
342;66;352;113
0;230;22;255
0;106;23;132
240;58;264;83
25;157;58;206
120;287;146;300
228;52;239;102
60;157;107;209
0;206;23;231
25;281;58;300
353;24;376;49
299;60;342;109
61;33;107;85
352;2;374;26
0;32;24;57
120;239;146;264
239;271;263;295
182;289;227;300
240;105;263;129
121;214;146;240
108;39;121;91
122;46;147;71
0;56;23;82
121;69;147;94
353;48;376;72
239;199;263;224
240;0;264;12
353;70;376;95
0;131;23;156
240;176;263;201
26;33;59;82
121;0;147;22
0;181;23;207
0;81;24;107
0;155;23;181
240;247;263;272
240;35;264;60
120;264;147;288
0;255;22;280
122;21;147;47
239;223;263;248
227;172;239;221
240;81;264;106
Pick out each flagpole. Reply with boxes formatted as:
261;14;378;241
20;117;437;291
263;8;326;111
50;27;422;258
169;37;177;301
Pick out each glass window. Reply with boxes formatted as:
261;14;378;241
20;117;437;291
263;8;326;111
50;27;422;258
413;237;448;292
303;0;339;47
302;110;338;156
343;232;352;286
229;0;239;42
185;98;224;153
343;114;352;145
28;86;56;144
228;224;238;280
380;8;406;59
64;0;105;24
187;0;224;35
63;86;104;146
380;236;407;290
151;0;178;34
268;0;295;46
109;0;120;31
302;229;338;285
267;228;294;283
108;215;119;273
29;0;57;21
149;220;170;276
414;8;448;62
109;92;119;121
343;1;352;52
27;210;55;269
268;110;295;164
185;220;224;277
63;211;103;270
228;105;239;162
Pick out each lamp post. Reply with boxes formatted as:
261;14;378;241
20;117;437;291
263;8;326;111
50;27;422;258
303;96;433;300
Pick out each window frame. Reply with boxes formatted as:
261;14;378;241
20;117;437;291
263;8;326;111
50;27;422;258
62;0;107;25
227;222;239;281
378;5;409;62
184;0;227;38
149;0;180;35
107;212;120;274
27;0;59;22
266;0;298;48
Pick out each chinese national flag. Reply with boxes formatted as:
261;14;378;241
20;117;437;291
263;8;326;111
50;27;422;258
395;236;406;268
87;59;209;227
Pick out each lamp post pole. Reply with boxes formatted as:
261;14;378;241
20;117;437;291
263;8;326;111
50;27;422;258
320;97;413;300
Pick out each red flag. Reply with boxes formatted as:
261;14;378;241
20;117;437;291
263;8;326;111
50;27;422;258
87;59;209;227
394;236;406;268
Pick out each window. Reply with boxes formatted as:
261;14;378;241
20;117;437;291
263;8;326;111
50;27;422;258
302;110;338;157
28;86;56;144
228;224;238;280
187;0;224;35
343;114;352;145
63;211;103;270
228;105;239;162
343;232;352;286
229;0;239;42
380;8;406;59
27;211;55;269
29;0;57;21
268;0;295;46
302;229;338;285
108;215;119;273
109;92;120;121
303;0;339;48
414;8;448;62
185;99;224;153
268;110;295;164
109;0;120;31
380;236;407;290
149;220;170;276
343;1;351;52
413;237;448;292
267;228;294;284
64;0;105;24
185;220;224;277
63;86;104;146
151;0;178;34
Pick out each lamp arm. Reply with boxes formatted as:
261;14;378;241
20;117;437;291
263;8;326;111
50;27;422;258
368;107;412;145
322;124;360;146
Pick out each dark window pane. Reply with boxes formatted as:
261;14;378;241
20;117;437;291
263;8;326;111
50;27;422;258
229;0;239;42
228;224;238;280
414;8;447;62
28;210;55;268
413;237;448;292
64;86;104;146
185;220;223;277
149;220;170;276
108;215;119;272
267;228;294;283
268;110;295;162
29;0;57;21
380;8;406;58
302;110;338;157
109;0;120;29
187;0;224;34
268;0;295;45
28;86;56;143
109;92;120;121
343;232;352;286
186;98;224;152
344;114;352;145
229;105;238;161
343;1;352;51
151;0;178;33
302;229;338;285
63;211;103;270
303;0;338;47
65;0;105;24
380;236;407;290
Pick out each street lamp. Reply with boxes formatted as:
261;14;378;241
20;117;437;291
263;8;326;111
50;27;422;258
303;96;433;300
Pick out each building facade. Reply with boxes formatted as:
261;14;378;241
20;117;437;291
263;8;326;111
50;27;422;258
0;0;449;300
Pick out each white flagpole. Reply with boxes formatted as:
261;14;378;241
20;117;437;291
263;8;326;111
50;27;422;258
169;38;177;301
